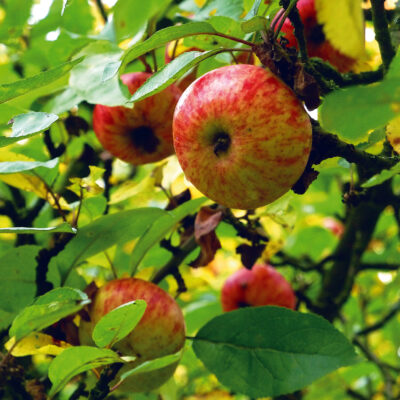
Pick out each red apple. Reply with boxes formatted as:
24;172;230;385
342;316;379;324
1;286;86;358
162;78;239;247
93;72;182;165
221;263;296;312
173;64;312;210
322;217;344;238
79;278;186;392
274;0;356;72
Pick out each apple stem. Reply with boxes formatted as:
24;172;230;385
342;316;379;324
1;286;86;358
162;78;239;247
273;0;299;40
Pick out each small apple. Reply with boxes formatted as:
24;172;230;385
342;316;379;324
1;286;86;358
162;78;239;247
221;263;296;312
322;217;344;238
79;278;186;393
275;0;356;72
93;72;182;165
173;64;312;210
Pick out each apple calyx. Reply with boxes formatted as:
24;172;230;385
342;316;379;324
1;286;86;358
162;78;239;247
212;132;231;157
129;125;160;154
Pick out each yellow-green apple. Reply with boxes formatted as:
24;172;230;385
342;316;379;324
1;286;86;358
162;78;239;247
93;72;182;165
275;0;356;72
79;278;185;393
172;64;312;210
221;263;296;312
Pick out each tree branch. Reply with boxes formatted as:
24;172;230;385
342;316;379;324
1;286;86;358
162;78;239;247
356;300;400;336
151;235;198;284
371;0;395;70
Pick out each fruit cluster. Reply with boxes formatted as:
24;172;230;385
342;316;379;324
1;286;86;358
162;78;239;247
84;1;358;391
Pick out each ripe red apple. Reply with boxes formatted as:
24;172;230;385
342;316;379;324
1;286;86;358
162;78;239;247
221;263;296;312
93;72;182;165
173;64;312;210
79;278;186;393
275;0;356;72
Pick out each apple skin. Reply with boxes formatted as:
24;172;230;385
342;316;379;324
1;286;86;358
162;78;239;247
173;64;312;210
79;278;186;393
221;264;296;312
93;72;182;165
322;217;344;238
275;0;356;72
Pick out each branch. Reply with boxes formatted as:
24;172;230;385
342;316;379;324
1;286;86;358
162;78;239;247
358;262;399;271
370;0;396;70
88;363;123;400
95;0;108;24
222;208;269;243
279;0;308;62
310;123;398;173
151;235;198;284
355;300;400;336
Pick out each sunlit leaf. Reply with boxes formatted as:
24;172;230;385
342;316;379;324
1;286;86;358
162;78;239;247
49;346;122;397
0;58;82;104
48;208;166;285
9;287;89;341
5;333;71;357
121;22;217;69
130;50;223;102
92;300;146;348
0;222;77;234
130;198;207;273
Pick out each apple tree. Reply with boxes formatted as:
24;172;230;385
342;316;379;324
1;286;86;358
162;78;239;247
0;0;400;399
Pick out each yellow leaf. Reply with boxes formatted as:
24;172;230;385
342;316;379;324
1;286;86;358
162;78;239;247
0;173;70;210
109;175;156;205
68;165;105;197
387;115;400;154
315;0;365;59
5;333;71;357
0;148;70;209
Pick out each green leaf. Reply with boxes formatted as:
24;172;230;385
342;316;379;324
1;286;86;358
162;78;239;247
69;41;128;106
241;16;268;33
245;0;263;19
196;0;244;20
0;158;58;174
48;207;166;285
113;0;171;42
319;78;400;141
121;22;217;69
0;223;77;234
192;306;357;398
92;300;147;348
0;58;82;104
0;0;34;41
130;198;206;273
44;87;83;115
49;346;122;397
9;288;89;341
130;50;223;102
119;352;181;382
0;246;40;328
362;163;400;188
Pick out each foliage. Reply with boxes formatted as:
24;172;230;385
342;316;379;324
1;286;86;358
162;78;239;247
0;0;400;400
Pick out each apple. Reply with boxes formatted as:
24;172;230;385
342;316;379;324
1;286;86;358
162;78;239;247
173;64;312;210
322;216;344;238
93;72;182;165
221;263;296;312
79;278;186;393
274;0;356;72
